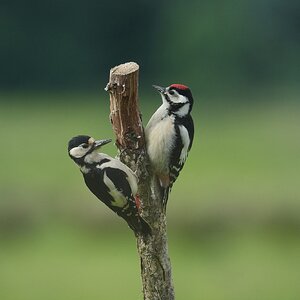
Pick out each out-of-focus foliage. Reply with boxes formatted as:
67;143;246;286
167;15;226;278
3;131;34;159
0;0;299;92
0;93;299;299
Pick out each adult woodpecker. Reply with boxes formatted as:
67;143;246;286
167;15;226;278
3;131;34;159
68;135;151;236
145;84;194;209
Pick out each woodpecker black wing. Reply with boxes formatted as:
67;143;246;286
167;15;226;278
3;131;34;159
162;115;194;207
183;114;194;151
83;166;151;235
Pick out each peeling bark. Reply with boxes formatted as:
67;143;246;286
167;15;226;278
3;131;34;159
105;62;175;300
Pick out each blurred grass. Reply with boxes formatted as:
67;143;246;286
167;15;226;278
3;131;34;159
0;228;300;300
0;90;300;299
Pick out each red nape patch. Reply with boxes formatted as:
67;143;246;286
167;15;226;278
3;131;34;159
135;194;141;210
170;84;189;90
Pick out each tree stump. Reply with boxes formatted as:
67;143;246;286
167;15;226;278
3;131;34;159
105;62;175;300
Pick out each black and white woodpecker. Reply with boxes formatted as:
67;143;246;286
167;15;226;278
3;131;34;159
68;135;151;236
145;84;194;209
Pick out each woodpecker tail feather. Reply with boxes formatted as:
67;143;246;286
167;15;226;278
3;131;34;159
126;215;152;237
138;216;152;236
157;174;172;212
159;181;173;212
162;187;170;212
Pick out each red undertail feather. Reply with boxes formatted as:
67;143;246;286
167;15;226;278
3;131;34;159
135;194;141;210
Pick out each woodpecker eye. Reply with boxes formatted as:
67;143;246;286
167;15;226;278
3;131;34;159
81;143;89;149
169;90;175;95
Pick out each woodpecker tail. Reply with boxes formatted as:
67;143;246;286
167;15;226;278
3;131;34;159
156;178;173;213
156;174;174;212
126;215;152;237
138;216;152;236
162;186;170;212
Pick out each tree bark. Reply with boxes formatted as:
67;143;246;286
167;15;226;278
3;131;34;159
105;62;175;300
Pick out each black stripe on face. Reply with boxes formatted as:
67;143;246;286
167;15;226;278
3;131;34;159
169;87;194;110
164;93;172;104
165;92;188;107
164;92;190;115
167;101;188;115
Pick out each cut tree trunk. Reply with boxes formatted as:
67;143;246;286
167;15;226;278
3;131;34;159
105;62;175;300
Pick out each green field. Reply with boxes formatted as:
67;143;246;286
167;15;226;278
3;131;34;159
1;228;300;300
0;91;299;299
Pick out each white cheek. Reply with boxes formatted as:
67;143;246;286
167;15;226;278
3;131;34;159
170;94;186;104
69;147;87;158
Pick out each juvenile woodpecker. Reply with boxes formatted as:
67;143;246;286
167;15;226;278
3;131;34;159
145;84;194;208
68;135;151;236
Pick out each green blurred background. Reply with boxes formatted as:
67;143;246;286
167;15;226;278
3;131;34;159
1;1;300;299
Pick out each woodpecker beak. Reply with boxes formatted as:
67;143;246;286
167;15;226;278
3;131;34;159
93;139;112;149
152;85;166;94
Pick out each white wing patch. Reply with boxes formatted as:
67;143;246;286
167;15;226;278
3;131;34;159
103;171;128;208
179;125;190;165
96;157;138;196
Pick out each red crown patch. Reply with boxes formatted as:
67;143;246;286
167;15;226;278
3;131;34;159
170;84;189;90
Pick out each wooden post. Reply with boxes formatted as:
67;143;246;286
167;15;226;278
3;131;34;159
105;62;175;300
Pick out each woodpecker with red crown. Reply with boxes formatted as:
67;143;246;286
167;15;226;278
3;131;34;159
145;84;194;210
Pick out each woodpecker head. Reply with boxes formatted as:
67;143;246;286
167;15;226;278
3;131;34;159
153;84;193;117
68;135;112;161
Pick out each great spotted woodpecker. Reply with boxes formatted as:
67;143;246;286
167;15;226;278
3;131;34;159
68;135;151;235
145;84;194;209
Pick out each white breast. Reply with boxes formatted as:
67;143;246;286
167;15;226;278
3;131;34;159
145;114;175;175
